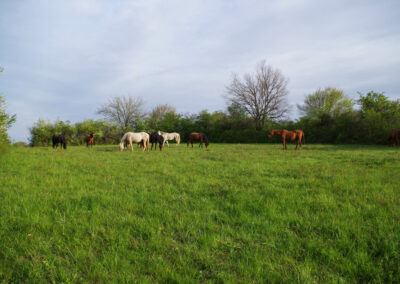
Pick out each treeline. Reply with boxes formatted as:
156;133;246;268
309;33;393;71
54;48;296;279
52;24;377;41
29;90;400;146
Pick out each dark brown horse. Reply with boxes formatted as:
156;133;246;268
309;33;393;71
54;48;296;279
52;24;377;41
52;134;67;149
268;129;305;150
84;132;95;147
149;132;164;150
388;129;400;146
187;132;209;148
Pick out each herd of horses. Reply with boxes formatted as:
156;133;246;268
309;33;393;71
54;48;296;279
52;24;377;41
51;129;400;151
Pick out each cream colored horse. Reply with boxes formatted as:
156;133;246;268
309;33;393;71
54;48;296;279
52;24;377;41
159;131;181;147
119;132;150;152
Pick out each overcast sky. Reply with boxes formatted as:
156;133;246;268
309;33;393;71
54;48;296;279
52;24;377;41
1;0;399;141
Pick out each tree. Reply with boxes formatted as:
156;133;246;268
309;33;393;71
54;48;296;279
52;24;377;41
97;96;145;132
148;104;176;130
297;87;353;119
0;68;16;152
358;91;400;116
225;60;289;130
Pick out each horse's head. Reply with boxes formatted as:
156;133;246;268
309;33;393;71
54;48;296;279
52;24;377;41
119;142;125;151
204;135;209;148
268;129;279;138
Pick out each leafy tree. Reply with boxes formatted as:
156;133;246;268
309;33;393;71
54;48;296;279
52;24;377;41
0;68;16;152
297;87;353;119
0;95;16;152
358;91;400;117
357;91;400;144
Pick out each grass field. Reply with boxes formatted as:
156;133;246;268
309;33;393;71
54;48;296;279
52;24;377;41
0;144;399;282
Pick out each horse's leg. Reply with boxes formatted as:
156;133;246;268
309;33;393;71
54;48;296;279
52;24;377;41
166;140;169;147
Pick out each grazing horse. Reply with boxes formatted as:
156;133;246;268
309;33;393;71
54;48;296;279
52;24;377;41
268;129;305;150
149;132;164;151
187;132;209;148
388;129;400;146
84;132;95;147
119;132;149;152
159;131;181;147
52;134;67;149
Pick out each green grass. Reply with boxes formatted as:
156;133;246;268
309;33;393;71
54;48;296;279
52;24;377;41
0;144;399;283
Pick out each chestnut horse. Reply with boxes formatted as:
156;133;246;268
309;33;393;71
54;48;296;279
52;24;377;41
268;129;305;150
84;132;95;147
187;132;209;148
388;129;400;146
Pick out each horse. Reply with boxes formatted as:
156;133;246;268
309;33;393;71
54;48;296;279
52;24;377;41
268;129;305;150
119;132;150;152
52;134;67;149
159;131;181;147
84;132;95;147
187;132;209;148
149;132;164;151
388;129;400;146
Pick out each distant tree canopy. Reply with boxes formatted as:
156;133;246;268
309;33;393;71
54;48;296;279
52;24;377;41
26;61;400;146
28;89;400;146
0;68;16;152
297;87;353;119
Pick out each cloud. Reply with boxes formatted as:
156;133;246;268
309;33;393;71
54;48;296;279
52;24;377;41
1;0;399;141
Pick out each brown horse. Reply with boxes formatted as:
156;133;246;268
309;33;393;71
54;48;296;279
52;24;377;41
388;129;400;146
85;132;95;147
187;132;209;148
268;129;305;150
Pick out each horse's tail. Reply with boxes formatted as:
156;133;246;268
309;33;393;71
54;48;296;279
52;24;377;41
176;134;180;145
146;136;150;151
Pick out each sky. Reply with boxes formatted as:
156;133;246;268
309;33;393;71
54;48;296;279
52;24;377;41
1;0;399;142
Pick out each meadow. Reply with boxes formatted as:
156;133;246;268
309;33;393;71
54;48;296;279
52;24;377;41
0;144;399;283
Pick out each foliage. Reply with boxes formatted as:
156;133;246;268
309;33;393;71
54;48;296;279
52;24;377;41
0;95;16;153
0;145;399;282
297;87;353;119
28;90;400;145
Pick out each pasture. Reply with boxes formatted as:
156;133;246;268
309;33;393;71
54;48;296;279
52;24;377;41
0;144;399;282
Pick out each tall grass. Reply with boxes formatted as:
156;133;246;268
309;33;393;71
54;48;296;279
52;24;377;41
0;144;399;282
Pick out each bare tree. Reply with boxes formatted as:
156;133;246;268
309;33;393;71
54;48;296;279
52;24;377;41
97;96;145;131
225;60;289;130
148;104;176;130
151;104;176;120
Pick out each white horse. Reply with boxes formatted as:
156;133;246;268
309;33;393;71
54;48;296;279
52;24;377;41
119;132;150;152
159;131;181;147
